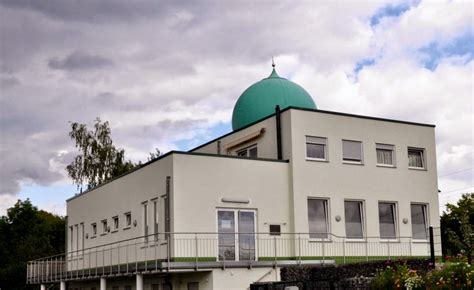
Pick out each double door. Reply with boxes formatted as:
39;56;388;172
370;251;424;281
217;209;256;261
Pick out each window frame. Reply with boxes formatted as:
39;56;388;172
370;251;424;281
376;143;396;167
344;199;366;240
342;139;364;165
91;223;97;238
124;212;132;229
307;198;331;241
305;136;328;162
101;219;108;235
236;144;258;158
410;203;429;241
378;201;398;241
408;147;426;170
112;216;119;232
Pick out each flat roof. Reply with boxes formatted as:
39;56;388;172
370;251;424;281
66;151;288;203
189;106;436;152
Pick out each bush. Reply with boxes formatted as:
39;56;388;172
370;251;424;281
424;262;473;289
371;264;424;290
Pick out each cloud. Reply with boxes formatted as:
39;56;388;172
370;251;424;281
48;51;114;71
0;0;472;215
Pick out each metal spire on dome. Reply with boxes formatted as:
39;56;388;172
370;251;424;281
269;56;279;78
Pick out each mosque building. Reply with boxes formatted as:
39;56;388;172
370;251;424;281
28;64;440;290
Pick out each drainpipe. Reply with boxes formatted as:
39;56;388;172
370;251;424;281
275;105;282;160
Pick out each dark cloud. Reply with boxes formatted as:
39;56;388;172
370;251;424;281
48;51;114;71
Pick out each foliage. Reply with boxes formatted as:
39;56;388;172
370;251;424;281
148;148;162;161
424;262;473;289
440;193;474;264
371;264;424;290
66;118;136;192
0;199;65;290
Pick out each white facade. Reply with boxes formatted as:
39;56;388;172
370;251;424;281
29;107;440;290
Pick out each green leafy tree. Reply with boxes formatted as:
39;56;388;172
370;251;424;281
66;118;136;192
147;148;162;161
440;193;474;263
0;199;65;290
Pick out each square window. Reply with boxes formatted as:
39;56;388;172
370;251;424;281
408;148;425;169
378;202;397;239
269;224;281;236
308;199;329;239
411;204;428;240
376;144;395;166
344;201;364;239
306;136;327;160
124;212;131;228
91;223;97;236
113;216;119;230
102;220;108;234
342;140;363;163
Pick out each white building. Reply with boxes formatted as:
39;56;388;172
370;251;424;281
28;65;440;290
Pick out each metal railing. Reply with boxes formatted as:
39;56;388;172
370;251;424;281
27;231;436;284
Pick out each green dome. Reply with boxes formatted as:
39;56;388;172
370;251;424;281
232;67;317;130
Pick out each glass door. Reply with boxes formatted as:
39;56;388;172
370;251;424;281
217;209;256;261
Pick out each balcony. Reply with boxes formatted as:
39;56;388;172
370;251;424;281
27;232;439;284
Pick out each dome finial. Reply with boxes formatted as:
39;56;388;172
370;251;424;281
272;56;275;68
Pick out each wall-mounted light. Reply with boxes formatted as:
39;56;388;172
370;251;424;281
85;233;89;239
403;218;408;224
133;220;137;227
335;215;341;222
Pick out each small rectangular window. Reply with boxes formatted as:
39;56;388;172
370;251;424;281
378;202;397;239
342;140;363;164
91;223;97;236
376;144;395;166
408;148;425;169
102;220;108;234
345;200;364;239
308;199;329;239
269;224;281;236
112;216;119;231
236;144;258;158
306;136;327;161
411;204;428;240
124;212;131;228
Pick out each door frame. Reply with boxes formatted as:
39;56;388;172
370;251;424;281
216;208;257;261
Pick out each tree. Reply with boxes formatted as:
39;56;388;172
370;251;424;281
66;118;136;192
148;148;162;161
0;199;65;290
440;193;474;263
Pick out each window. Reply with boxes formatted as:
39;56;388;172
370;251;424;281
344;201;364;239
143;202;149;242
308;199;329;239
112;216;119;231
378;202;397;239
306;136;327;161
101;220;108;234
69;226;73;251
269;224;281;236
236;145;258;158
91;223;97;237
411;204;428;240
342;140;363;164
376;144;395;166
153;200;159;241
124;212;131;228
408;148;425;169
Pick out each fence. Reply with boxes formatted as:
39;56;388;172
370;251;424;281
27;229;438;284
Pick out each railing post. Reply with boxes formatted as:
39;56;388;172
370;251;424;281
298;234;301;265
365;238;369;262
387;240;390;260
343;237;346;264
273;236;277;267
195;233;199;270
167;234;171;272
322;240;325;264
409;238;412;257
429;226;435;267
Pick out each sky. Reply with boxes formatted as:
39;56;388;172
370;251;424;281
0;0;472;217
